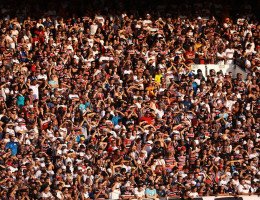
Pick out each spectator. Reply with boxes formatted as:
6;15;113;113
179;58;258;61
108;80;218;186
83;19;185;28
145;183;159;200
0;0;259;199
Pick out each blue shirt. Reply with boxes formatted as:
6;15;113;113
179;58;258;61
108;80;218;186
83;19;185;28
112;115;122;126
5;141;19;156
17;95;25;107
183;100;192;110
192;82;198;94
76;134;85;143
79;102;91;112
48;80;58;86
219;113;229;120
79;104;86;111
145;188;157;196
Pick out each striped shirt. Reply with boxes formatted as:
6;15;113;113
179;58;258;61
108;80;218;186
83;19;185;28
177;155;186;166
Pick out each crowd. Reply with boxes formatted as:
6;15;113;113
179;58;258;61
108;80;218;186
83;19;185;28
0;1;259;199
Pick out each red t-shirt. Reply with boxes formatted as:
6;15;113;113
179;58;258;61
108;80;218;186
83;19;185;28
185;51;195;63
139;116;154;124
123;138;132;148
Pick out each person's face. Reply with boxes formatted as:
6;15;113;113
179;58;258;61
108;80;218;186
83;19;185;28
2;190;7;196
98;183;103;189
178;176;183;182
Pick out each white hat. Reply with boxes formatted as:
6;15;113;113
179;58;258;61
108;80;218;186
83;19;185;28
107;168;112;174
79;152;84;157
141;150;146;154
9;166;18;173
64;185;71;188
63;149;68;154
66;158;72;165
191;181;197;185
111;145;118;150
40;163;46;168
57;150;62;155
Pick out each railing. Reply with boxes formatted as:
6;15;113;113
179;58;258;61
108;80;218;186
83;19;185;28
96;194;260;200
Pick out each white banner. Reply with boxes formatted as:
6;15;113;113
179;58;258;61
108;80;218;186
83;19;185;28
203;195;259;200
191;64;247;80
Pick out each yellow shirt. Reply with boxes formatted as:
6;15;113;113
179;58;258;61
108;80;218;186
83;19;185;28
154;74;162;83
194;43;202;52
146;85;155;96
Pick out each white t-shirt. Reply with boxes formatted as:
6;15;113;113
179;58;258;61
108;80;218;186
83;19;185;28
29;84;39;99
38;74;48;80
87;38;94;47
11;29;19;37
143;20;152;26
84;192;89;198
188;192;199;198
124;70;133;75
231;179;240;187
225;48;234;59
219;179;228;186
14;125;28;133
238;183;251;194
155;158;166;166
110;183;121;199
90;24;98;35
225;48;235;64
155;109;164;119
56;191;63;199
225;100;236;111
6;128;15;136
217;52;226;65
134;188;145;198
40;191;53;198
249;152;259;159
